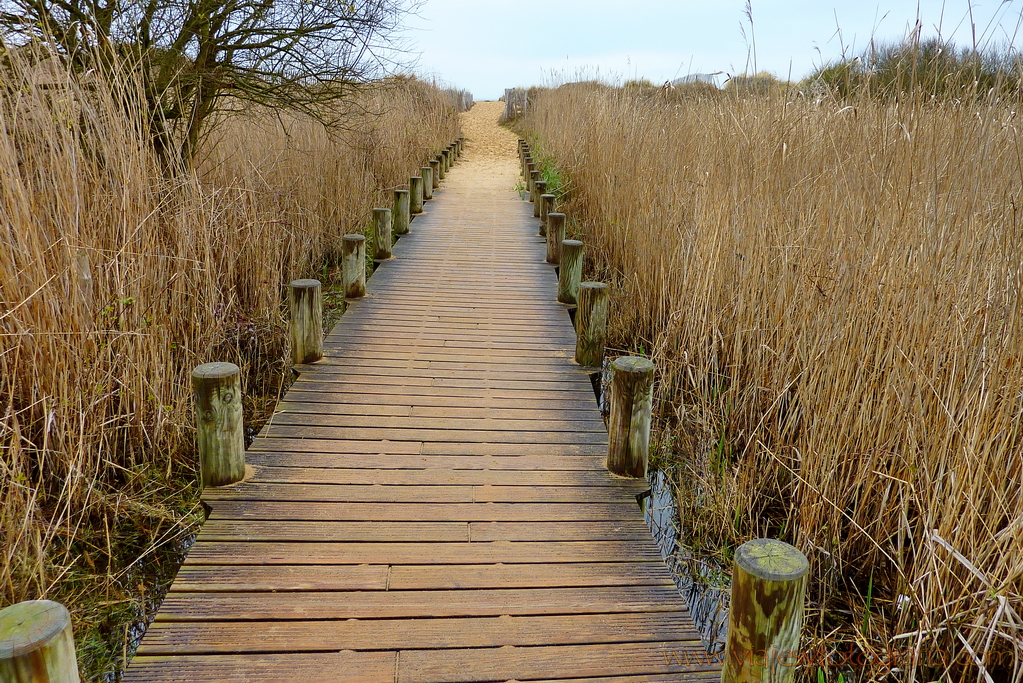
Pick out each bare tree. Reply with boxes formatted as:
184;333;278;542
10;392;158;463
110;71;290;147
1;0;418;171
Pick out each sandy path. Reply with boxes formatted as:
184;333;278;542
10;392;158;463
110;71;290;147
458;101;519;183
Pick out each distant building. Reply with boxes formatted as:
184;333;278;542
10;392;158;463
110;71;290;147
672;73;721;88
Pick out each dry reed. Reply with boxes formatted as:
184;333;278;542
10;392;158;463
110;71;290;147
521;83;1023;681
0;50;458;678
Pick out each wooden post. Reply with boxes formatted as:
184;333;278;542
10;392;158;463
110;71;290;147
721;539;809;683
342;234;367;298
533;181;547;219
546;213;566;264
421;167;434;200
0;600;80;683
192;362;245;487
429;160;440;189
540;193;555;236
558;239;584;304
523;155;532;179
527;164;537;194
575;282;609;367
441;149;450;174
410;176;424;214
606;356;655;478
436;154;446;180
373;208;392;260
393;189;409;236
289;279;323;365
529;171;540;208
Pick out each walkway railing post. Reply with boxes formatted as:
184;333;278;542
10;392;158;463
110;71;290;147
529;170;540;206
410;175;424;214
607;356;655;478
540;193;555;236
393;189;410;236
436;154;446;180
342;234;367;298
373;208;392;260
575;282;609;367
721;539;809;683
289;279;323;365
192;361;246;487
533;181;547;219
429;160;440;189
558;239;584;304
0;600;80;683
421;167;434;200
546;213;566;264
441;149;450;174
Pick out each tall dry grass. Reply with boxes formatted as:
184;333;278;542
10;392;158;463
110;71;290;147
522;83;1023;680
0;50;457;678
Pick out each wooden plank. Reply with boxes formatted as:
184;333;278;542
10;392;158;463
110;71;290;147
247;438;423;455
154;585;683;620
474;484;648;502
419;442;607;456
205;501;644;522
408;405;600;420
397;642;718;682
313;352;578;367
318;344;575;359
469;520;652;541
123;652;395;683
137;612;699;655
205;482;644;504
322;338;574;351
326;330;577;344
202;483;473;503
248;467;626;487
387;561;676;590
250;438;606;456
197;519;469;542
196;519;650;543
278;391;597;411
265;412;606;433
181;541;664;565
244;452;605;471
284;382;595;400
167;561;674;592
293;364;594;381
170;565;390;592
275;402;602;422
258;424;608;445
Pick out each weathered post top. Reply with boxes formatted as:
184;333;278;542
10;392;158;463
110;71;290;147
735;538;809;582
721;538;809;683
0;600;80;683
192;361;239;382
606;355;655;478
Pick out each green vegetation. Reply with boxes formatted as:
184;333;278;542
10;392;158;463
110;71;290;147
805;36;1023;100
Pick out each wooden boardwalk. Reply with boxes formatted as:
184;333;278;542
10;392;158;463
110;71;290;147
126;135;721;682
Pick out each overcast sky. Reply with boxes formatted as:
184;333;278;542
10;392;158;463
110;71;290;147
401;0;1023;99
